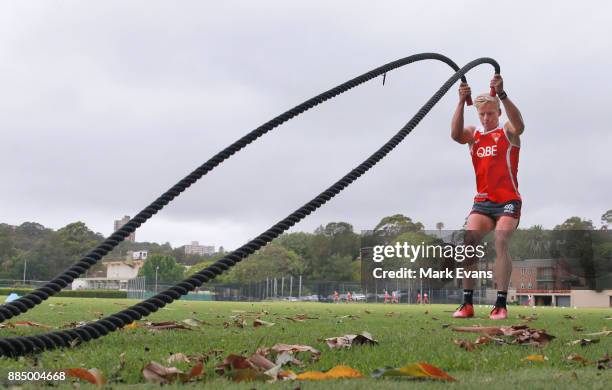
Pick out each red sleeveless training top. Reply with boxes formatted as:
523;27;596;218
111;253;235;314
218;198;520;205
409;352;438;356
469;125;521;203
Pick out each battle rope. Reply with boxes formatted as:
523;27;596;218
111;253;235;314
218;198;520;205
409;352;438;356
0;53;465;324
0;57;499;357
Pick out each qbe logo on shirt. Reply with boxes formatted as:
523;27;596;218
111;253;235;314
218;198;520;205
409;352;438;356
476;145;497;158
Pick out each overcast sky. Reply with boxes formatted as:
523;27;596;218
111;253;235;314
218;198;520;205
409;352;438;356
1;1;610;250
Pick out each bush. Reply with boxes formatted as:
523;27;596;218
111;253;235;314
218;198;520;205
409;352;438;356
0;288;127;299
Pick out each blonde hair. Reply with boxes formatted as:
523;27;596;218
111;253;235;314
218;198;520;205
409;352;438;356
474;93;501;110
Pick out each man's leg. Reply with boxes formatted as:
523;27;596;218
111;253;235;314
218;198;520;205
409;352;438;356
453;213;494;318
489;215;519;319
462;213;495;289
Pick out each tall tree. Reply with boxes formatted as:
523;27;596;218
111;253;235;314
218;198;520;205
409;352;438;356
601;209;612;230
138;254;185;285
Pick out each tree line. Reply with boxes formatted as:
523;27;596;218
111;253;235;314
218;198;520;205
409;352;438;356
0;209;609;286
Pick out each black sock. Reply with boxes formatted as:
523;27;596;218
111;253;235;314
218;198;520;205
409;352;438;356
495;291;508;308
463;289;473;305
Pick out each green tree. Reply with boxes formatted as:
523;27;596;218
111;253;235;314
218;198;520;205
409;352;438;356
274;232;313;260
138;254;185;284
601;209;612;229
223;243;304;283
374;214;424;242
552;217;596;289
57;222;104;259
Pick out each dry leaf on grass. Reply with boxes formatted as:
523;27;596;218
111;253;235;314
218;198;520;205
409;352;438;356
123;322;138;330
255;344;320;366
522;354;548;362
296;365;363;380
583;330;611;337
371;362;455;381
566;353;591;365
181;318;210;328
90;311;104;319
452;324;555;347
167;353;192;364
597;353;611;370
215;352;289;382
60;321;89;329
285;314;318;322
566;338;600;346
145;321;192;331
15;321;54;329
325;331;378;349
518;314;538;322
453;339;475;351
253;319;275;328
142;361;203;384
170;349;224;365
63;368;107;386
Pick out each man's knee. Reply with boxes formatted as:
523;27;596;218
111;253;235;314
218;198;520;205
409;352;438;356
494;230;513;252
462;231;484;267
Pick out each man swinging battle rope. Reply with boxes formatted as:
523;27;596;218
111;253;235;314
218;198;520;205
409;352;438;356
450;74;525;320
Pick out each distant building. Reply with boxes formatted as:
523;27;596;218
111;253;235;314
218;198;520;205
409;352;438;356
71;250;146;291
510;258;586;292
506;258;611;307
184;241;215;256
114;215;135;242
130;250;148;260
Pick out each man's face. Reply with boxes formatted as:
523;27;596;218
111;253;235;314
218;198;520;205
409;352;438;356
477;102;501;130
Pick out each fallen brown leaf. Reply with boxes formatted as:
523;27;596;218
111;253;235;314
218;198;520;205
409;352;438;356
142;361;203;384
597;353;611;369
63;368;107;386
15;321;54;329
325;331;378;349
372;362;455;381
296;365;363;380
145;321;192;331
566;353;591;365
253;319;275;328
566;338;600;346
453;339;475;351
522;354;548;362
285;314;318;322
452;324;555;347
583;330;612;337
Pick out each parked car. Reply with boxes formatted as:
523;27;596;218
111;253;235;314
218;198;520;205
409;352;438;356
352;293;366;301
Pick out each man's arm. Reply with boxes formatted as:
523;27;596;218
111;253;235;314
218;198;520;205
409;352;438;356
451;82;476;144
492;74;525;136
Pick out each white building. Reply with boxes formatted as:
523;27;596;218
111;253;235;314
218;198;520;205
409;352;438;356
71;251;147;291
184;241;215;256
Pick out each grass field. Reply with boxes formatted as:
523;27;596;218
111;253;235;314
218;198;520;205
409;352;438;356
0;297;610;389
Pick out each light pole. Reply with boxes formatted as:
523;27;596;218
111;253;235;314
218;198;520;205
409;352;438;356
155;265;159;294
23;259;27;285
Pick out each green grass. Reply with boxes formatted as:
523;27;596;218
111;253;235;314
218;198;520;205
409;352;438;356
0;297;610;389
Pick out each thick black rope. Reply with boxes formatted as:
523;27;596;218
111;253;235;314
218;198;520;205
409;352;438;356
0;53;464;324
0;57;499;357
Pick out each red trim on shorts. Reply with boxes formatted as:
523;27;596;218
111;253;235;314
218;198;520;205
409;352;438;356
468;210;521;228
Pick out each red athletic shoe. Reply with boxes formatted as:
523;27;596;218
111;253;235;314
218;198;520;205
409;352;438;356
489;306;508;320
452;303;474;318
